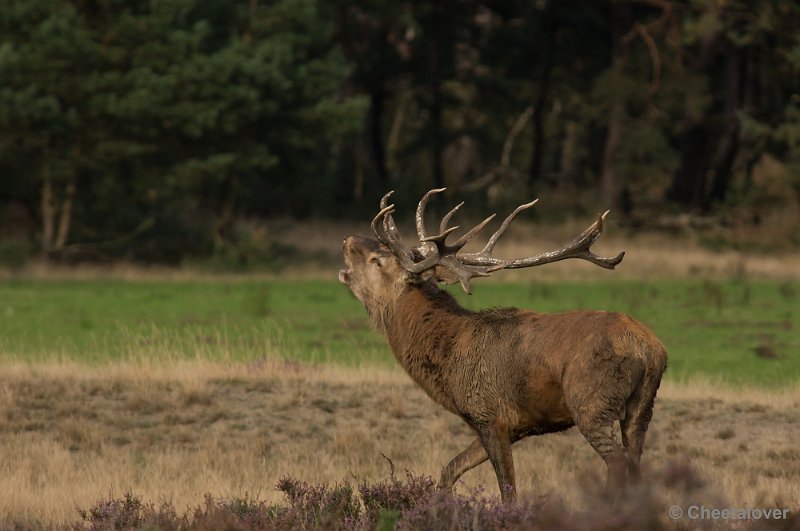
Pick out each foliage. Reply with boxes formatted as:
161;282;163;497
0;0;366;261
1;1;799;261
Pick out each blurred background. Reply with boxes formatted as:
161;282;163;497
1;0;799;272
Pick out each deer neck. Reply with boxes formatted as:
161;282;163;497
380;283;471;410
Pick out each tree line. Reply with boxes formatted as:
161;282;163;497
1;0;799;263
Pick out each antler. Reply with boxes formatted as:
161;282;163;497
371;189;625;294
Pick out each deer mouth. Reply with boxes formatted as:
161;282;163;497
338;268;351;284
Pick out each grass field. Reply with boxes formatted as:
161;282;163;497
0;361;798;528
0;274;798;527
0;278;797;386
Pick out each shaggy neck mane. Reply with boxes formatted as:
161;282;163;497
376;282;473;410
388;281;470;328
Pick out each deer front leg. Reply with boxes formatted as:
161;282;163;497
439;437;488;490
478;424;516;503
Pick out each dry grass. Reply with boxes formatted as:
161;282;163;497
0;360;798;527
3;219;800;282
270;217;800;281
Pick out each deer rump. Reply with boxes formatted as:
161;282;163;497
340;189;668;503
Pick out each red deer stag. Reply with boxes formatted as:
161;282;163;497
339;189;667;502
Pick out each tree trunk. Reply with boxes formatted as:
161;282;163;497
705;121;739;211
599;4;631;212
212;176;236;251
367;88;388;187
667;14;725;211
353;142;366;202
386;89;411;175
41;173;54;256
40;175;76;259
667;123;708;208
703;53;743;211
528;77;551;194
560;121;580;184
431;81;445;192
54;180;75;251
600;99;624;211
669;49;742;212
528;5;556;194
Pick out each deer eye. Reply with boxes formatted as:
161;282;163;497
369;256;381;267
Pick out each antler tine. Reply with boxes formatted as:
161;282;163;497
421;197;474;253
569;210;625;268
421;210;496;254
372;202;443;273
439;256;492;295
482;199;538;254
416;188;446;241
371;203;397;247
492;210;625;271
379;191;403;244
421;225;461;243
450;213;497;250
440;202;464;234
379;191;393;209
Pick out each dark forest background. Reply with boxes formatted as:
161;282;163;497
1;0;799;266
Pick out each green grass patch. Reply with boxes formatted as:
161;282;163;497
0;278;797;386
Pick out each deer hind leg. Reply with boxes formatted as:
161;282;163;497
439;437;488;490
620;373;660;482
477;424;516;503
575;413;632;500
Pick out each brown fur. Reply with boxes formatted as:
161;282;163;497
340;235;668;502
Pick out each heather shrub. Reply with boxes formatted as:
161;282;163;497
358;470;437;524
398;486;544;530
77;491;149;530
189;493;277;530
273;477;362;530
72;462;799;530
77;491;184;530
